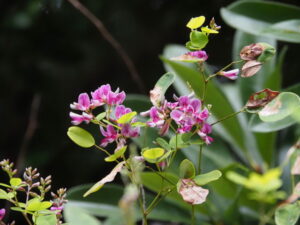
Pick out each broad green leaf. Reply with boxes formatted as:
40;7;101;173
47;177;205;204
64;205;101;225
194;170;222;186
179;159;196;179
249;114;298;132
104;146;127;162
221;0;300;42
10;178;22;187
116;111;137;124
36;214;57;225
27;199;52;211
259;92;300;122
142;148;164;162
67;126;95;148
150;72;175;106
275;203;300;225
84;162;125;197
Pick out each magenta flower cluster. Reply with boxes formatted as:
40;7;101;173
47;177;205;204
142;94;213;145
69;84;140;149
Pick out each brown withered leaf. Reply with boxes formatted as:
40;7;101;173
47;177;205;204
178;179;209;205
240;43;263;61
292;156;300;175
241;60;262;77
246;89;280;109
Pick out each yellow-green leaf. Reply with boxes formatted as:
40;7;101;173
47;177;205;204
201;26;219;34
142;148;164;160
104;146;127;162
10;178;22;187
117;112;137;124
186;16;205;29
67;126;95;148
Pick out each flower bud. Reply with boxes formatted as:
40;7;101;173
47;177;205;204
241;60;262;78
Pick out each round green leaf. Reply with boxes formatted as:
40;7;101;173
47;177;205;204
142;148;164;160
259;92;300;122
10;178;22;187
67;126;95;148
179;159;196;179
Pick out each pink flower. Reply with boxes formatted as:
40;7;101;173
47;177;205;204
0;208;5;220
100;125;118;147
187;50;208;61
91;84;126;106
69;112;93;125
121;124;140;138
220;69;239;80
50;206;63;214
70;93;92;111
197;123;213;145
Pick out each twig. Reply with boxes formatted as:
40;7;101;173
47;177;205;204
16;94;41;174
66;0;146;93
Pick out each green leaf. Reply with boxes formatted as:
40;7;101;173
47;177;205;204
156;138;172;151
259;92;300;122
95;112;106;121
27;199;52;211
249;114;298;132
193;170;222;186
10;207;27;213
116;111;137;124
186;31;208;50
150;72;175;106
104;146;127;162
36;214;57;225
67;126;95;148
0;189;13;200
179;159;196;179
275;203;300;225
169;134;189;149
10;178;22;187
142;148;165;163
221;0;300;42
64;205;101;225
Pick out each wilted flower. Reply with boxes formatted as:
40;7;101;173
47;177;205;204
178;179;209;205
219;69;239;80
246;89;280;109
241;60;262;78
240;43;264;61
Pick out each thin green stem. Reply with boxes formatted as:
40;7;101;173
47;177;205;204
211;108;245;126
191;205;196;225
169;133;178;167
198;144;203;174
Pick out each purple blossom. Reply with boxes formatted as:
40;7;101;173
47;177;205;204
91;84;125;106
197;123;213;144
115;105;140;138
187;50;208;61
0;208;5;220
100;125;118;147
70;93;92;111
69;112;93;125
220;69;239;80
50;206;63;214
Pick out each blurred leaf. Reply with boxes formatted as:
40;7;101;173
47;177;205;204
221;0;300;42
193;170;222;186
10;178;22;187
124;94;152;112
259;92;300;122
285;83;300;96
36;214;57;225
96;112;106;121
67;126;95;148
156;138;172;151
275;202;300;225
27;199;52;211
179;159;196;179
249;114;298;133
104;146;127;162
150;72;175;106
64;205;101;225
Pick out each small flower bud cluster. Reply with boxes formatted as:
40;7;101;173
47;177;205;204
0;159;17;178
51;188;68;222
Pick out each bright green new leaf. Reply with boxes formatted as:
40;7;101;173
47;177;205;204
142;148;164;160
275;203;300;225
179;159;196;179
259;92;300;122
104;146;127;162
67;126;95;148
150;72;175;106
194;170;222;186
116;112;137;124
36;214;57;225
186;31;208;50
186;16;205;29
27;198;52;211
10;178;22;187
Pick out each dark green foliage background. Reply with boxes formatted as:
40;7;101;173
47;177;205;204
0;0;299;210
